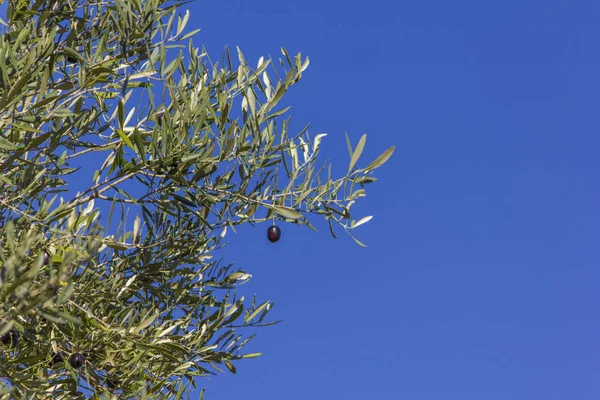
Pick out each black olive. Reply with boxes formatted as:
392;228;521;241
42;251;50;266
267;225;281;243
106;377;119;389
48;352;64;368
69;352;85;369
1;329;19;348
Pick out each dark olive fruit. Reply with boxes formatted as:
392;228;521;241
66;55;78;64
267;225;281;243
49;352;64;368
69;353;85;369
1;330;19;348
42;251;50;266
105;377;119;389
168;163;179;176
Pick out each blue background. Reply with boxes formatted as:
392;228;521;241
2;0;599;398
190;1;600;399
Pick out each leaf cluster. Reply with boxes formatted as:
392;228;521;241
0;0;393;398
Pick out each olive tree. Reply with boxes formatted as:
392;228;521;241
0;0;394;398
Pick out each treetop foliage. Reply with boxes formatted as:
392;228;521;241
0;0;393;398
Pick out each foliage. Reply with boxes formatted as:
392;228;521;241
0;0;393;398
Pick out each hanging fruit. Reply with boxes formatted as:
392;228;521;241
42;251;50;266
69;353;85;369
267;225;281;243
0;330;18;348
48;352;64;368
105;376;119;389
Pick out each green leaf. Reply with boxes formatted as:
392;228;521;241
118;98;125;128
227;272;252;281
345;132;353;158
63;47;81;61
180;28;201;41
224;360;236;374
163;54;180;78
0;136;17;150
10;122;42;133
104;240;128;251
245;301;270;323
240;353;262;359
117;129;135;151
172;194;197;208
348;232;367;247
348;133;366;173
272;206;302;220
293;189;312;207
176;10;190;37
236;46;246;66
365;145;395;171
133;313;158;334
351;216;373;229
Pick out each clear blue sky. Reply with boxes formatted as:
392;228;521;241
3;0;599;398
187;0;600;399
